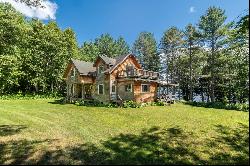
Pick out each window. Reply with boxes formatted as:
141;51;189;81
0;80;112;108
98;65;104;74
71;84;74;95
98;84;104;94
111;85;116;93
126;64;134;76
125;84;132;92
141;84;150;93
71;68;76;77
70;68;77;81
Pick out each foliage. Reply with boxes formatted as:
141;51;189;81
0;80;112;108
153;101;166;106
181;24;201;101
74;100;119;108
0;3;248;106
159;7;248;104
0;3;78;95
74;100;168;108
15;0;43;7
184;101;249;112
93;34;130;58
132;32;160;71
0;92;62;100
160;27;183;83
79;41;100;62
78;34;130;61
198;6;228;102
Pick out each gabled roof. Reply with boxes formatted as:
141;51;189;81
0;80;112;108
94;54;139;74
109;53;142;73
99;55;116;65
93;55;116;67
71;59;96;76
64;53;142;78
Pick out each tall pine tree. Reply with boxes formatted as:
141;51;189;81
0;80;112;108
132;32;160;71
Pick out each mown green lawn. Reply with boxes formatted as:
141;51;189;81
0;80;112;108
0;99;249;165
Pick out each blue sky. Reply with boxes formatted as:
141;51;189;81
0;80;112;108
53;0;248;46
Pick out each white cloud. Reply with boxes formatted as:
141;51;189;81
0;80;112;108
0;0;57;20
189;6;196;13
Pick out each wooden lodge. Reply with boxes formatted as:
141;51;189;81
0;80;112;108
63;53;178;104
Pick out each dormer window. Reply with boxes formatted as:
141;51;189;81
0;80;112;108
98;65;104;74
71;67;76;78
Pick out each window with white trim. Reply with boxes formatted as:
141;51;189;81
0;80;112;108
98;65;104;74
70;67;76;77
141;84;150;93
125;84;132;92
98;84;104;94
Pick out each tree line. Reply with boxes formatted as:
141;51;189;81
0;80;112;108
0;2;249;104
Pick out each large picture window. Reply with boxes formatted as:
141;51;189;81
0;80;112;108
98;84;104;94
141;84;150;93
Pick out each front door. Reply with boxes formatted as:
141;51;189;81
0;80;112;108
84;84;92;99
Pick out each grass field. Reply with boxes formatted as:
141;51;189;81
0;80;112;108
0;99;249;165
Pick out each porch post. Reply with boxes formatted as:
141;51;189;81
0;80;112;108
67;83;69;100
82;84;84;99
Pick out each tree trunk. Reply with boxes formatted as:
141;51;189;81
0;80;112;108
51;82;54;93
189;42;193;101
34;83;38;93
201;92;204;102
210;38;215;102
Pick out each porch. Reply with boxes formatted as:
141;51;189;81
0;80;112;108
157;81;179;104
66;83;93;102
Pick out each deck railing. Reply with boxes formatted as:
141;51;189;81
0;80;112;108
117;69;159;80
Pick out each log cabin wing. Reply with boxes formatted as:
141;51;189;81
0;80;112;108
63;53;172;103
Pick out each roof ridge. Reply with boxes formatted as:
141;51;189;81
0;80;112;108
71;58;92;63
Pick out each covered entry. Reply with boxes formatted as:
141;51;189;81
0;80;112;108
67;83;93;101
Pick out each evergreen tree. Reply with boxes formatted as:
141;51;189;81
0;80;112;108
115;36;130;55
198;6;228;102
160;27;183;84
132;32;160;71
183;24;201;101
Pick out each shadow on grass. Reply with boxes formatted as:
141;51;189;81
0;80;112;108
0;125;27;136
0;139;57;165
48;98;67;105
206;123;249;165
0;124;249;164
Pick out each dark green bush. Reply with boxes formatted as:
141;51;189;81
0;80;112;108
123;100;141;108
0;92;62;100
75;100;169;108
185;101;249;112
74;100;119;108
154;101;166;106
